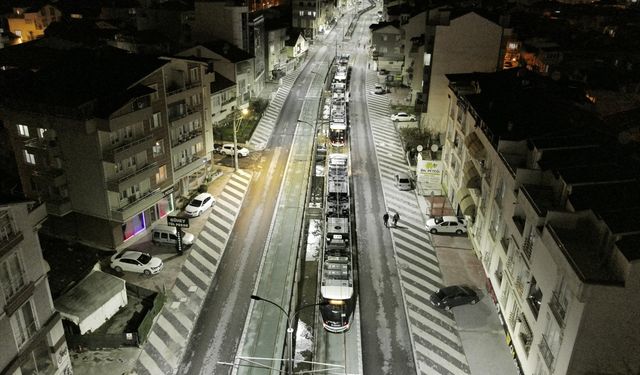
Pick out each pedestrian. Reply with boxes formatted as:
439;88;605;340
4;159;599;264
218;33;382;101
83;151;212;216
383;212;389;227
392;212;400;227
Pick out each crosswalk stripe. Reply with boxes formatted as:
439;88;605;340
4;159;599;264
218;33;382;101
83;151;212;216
147;331;180;368
137;347;167;375
156;313;186;342
413;340;470;375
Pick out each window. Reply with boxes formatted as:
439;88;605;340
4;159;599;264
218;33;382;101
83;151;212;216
299;10;304;16
17;124;29;137
37;128;46;139
23;150;35;165
152;112;161;129
190;94;201;107
307;11;312;16
189;67;199;83
156;165;167;184
11;300;38;348
383;35;388;41
152;140;164;157
0;251;26;300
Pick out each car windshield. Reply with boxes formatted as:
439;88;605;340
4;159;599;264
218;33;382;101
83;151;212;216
399;178;410;183
137;253;152;264
190;199;203;206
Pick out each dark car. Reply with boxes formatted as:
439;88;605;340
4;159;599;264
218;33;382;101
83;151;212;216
430;286;479;310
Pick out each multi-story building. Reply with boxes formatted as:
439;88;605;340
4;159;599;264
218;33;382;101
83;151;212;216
369;21;404;74
442;69;640;375
6;3;61;43
419;8;508;133
1;46;214;250
178;42;255;109
0;199;72;375
292;0;335;39
192;0;265;96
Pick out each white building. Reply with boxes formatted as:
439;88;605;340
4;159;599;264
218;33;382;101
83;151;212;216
0;199;73;375
442;70;640;375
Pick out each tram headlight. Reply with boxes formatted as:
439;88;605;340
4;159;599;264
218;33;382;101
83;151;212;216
329;300;345;305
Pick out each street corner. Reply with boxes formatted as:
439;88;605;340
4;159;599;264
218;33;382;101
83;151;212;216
70;347;141;375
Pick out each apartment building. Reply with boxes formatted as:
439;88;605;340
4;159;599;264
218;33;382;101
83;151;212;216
441;69;640;375
370;21;404;74
178;42;255;109
0;199;72;375
6;3;61;43
292;0;335;39
192;1;265;96
1;46;214;250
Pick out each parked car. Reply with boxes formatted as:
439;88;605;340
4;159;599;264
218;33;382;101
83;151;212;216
390;112;416;122
219;143;250;157
110;251;163;275
374;84;387;94
426;216;467;234
152;225;195;246
185;192;215;217
394;172;412;190
430;286;479;310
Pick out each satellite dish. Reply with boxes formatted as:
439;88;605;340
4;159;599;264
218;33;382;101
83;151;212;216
416;145;423;152
431;144;439;152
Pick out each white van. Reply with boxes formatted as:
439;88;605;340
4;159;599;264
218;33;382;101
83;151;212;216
152;225;195;246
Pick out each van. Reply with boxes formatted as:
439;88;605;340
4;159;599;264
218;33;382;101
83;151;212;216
394;172;412;191
152;225;195;247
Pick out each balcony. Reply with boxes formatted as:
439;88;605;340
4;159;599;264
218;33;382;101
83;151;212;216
512;215;526;235
171;129;203;149
103;134;154;162
32;169;67;188
107;162;158;192
173;155;206;181
46;198;72;217
169;106;200;127
549;291;567;328
522;237;533;259
104;98;153;132
538;335;556;371
165;81;201;102
111;189;164;222
24;137;60;158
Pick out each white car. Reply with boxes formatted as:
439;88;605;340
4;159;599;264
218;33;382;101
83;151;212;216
219;143;250;157
110;251;163;275
426;216;467;234
391;112;416;122
374;84;386;94
185;192;215;217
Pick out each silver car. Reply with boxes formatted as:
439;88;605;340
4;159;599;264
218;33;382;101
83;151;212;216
390;112;416;122
426;216;467;234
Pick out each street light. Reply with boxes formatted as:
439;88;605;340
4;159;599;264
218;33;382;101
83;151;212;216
250;295;328;375
233;108;249;172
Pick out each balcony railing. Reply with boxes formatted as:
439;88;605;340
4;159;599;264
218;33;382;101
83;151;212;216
523;238;533;259
107;162;158;191
168;105;199;123
111;189;163;222
171;129;203;148
104;134;154;161
538;335;556;370
549;291;567;328
166;80;201;97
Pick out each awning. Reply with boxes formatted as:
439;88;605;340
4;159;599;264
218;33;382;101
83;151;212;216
463;161;481;190
456;187;477;217
464;132;486;160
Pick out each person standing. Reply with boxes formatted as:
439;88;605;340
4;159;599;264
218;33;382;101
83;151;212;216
383;212;389;227
392;212;400;227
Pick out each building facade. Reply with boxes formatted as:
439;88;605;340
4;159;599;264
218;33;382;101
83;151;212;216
441;70;640;375
1;49;214;250
0;200;72;375
7;4;62;43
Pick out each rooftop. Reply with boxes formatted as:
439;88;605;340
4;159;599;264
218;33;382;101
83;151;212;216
199;40;254;63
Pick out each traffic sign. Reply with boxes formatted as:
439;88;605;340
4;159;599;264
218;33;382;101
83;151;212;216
167;216;190;228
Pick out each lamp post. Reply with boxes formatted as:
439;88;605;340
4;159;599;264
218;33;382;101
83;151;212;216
250;295;328;375
233;108;249;172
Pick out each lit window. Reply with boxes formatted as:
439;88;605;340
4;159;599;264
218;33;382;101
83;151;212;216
307;11;312;16
23;150;35;165
155;165;167;184
17;124;29;137
299;10;304;16
153;140;164;157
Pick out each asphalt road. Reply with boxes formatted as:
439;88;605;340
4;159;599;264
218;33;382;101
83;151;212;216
347;8;416;375
176;33;332;375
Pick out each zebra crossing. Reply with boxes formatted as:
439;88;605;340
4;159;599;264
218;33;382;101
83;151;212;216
248;70;302;150
365;74;472;375
134;170;253;375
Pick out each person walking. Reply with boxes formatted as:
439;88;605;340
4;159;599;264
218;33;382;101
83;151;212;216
392;212;400;227
383;212;389;227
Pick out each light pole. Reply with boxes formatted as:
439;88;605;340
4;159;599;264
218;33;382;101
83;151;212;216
250;295;328;375
233;108;249;172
